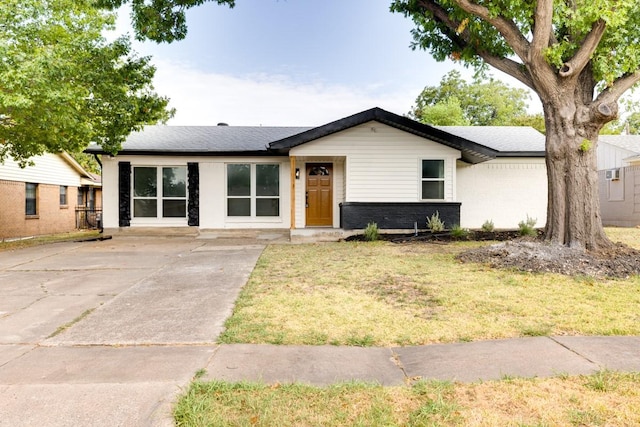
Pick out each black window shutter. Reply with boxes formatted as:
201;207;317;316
187;162;200;226
118;162;131;227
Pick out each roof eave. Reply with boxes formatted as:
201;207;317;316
269;107;499;164
494;151;546;158
98;149;278;157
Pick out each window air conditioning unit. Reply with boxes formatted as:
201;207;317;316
605;168;621;181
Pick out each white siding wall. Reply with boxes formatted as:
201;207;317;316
457;158;547;229
290;122;461;203
0;153;84;186
101;155;290;229
597;142;635;170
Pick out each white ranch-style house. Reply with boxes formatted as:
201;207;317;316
87;108;547;238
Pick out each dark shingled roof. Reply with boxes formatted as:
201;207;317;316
437;126;545;156
86;107;545;163
86;126;311;155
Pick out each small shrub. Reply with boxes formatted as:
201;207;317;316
363;222;379;241
426;211;445;233
450;224;468;240
481;219;495;232
518;215;538;237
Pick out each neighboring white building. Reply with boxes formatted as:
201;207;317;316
597;135;640;226
87;108;547;236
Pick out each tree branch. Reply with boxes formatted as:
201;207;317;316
531;0;553;54
476;51;535;90
451;0;530;62
559;19;607;78
596;72;640;105
415;0;534;90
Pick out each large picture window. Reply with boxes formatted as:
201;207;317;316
227;163;280;217
133;166;187;218
421;160;445;200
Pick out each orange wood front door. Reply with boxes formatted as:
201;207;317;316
306;164;333;226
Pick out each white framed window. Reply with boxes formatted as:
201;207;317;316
421;159;445;200
227;163;280;217
60;186;68;206
132;166;187;218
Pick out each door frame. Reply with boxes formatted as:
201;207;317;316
305;162;334;227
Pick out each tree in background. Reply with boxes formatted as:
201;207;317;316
411;70;531;126
416;96;469;126
391;0;640;251
0;0;174;166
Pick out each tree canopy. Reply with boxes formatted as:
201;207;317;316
95;0;235;42
0;0;174;166
411;70;534;127
391;0;640;251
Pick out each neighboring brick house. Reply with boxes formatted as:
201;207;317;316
0;152;101;240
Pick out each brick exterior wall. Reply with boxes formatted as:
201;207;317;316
0;179;80;240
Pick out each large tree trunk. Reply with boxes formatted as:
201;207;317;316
542;99;611;251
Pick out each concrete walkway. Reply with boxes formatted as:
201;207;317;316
205;336;640;386
1;236;639;426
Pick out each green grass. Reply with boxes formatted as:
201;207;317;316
0;230;101;252
174;373;640;426
47;308;97;338
218;229;640;346
179;228;640;426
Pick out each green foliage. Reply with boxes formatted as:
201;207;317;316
450;224;469;240
0;0;174;165
518;215;538;237
426;211;445;233
363;222;380;242
71;152;101;174
510;113;546;134
481;219;495;232
410;70;531;126
95;0;235;42
418;97;469;126
391;1;640;87
579;139;593;152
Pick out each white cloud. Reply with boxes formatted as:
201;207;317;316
150;59;421;126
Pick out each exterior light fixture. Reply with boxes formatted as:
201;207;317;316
295;168;301;179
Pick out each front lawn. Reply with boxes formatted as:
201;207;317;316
218;228;640;346
175;372;640;426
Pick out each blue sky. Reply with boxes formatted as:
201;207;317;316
114;0;532;126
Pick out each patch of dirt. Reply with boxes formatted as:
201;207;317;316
346;230;640;278
457;239;640;279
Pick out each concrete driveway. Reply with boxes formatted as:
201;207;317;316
0;236;265;426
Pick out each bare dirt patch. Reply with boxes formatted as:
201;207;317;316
458;239;640;279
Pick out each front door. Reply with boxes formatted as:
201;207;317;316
306;163;333;226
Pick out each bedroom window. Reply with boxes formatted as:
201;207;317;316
132;166;187;218
227;163;280;217
421;160;445;200
60;186;68;206
25;183;38;215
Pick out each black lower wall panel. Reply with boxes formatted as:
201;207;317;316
340;202;461;230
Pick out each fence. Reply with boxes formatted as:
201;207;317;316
75;207;102;230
